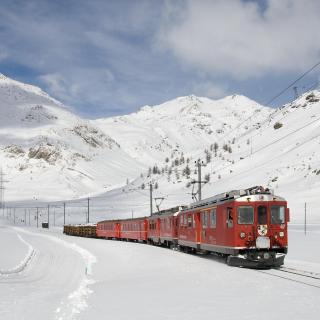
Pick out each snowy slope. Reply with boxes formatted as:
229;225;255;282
198;90;320;222
94;94;272;164
90;91;320;223
2;73;320;223
0;73;144;200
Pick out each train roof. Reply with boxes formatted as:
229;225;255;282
98;217;147;223
150;206;187;218
183;186;286;211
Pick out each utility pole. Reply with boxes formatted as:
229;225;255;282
36;207;39;228
13;208;15;224
24;209;26;225
0;168;9;217
197;160;202;201
47;204;50;228
194;159;206;201
293;86;299;100
63;202;66;226
149;183;153;216
87;198;90;223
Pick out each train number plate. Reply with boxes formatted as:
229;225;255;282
256;236;270;249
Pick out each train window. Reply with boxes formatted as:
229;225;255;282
184;214;187;226
193;215;196;228
271;206;285;224
237;206;254;224
210;209;217;228
227;208;233;228
258;206;267;225
187;215;192;228
202;212;208;228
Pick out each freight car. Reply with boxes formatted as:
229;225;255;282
63;224;97;238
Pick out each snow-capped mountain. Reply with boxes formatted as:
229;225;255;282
1;73;319;223
0;73;144;200
91;90;320;223
93;94;272;164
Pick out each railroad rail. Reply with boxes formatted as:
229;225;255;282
257;266;320;289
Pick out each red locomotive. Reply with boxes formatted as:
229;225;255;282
93;186;289;268
177;186;289;268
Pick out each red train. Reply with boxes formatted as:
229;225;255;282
96;186;289;268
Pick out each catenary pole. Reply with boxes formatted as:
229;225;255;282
149;183;153;216
63;202;66;225
87;198;90;223
47;204;50;228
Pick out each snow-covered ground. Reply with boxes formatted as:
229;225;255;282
1;217;319;320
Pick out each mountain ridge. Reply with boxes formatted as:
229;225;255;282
1;74;320;222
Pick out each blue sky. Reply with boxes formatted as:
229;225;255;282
0;0;319;118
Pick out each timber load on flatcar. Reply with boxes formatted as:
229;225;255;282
63;224;97;238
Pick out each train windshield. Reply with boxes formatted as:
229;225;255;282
258;206;267;225
271;206;285;224
237;206;254;224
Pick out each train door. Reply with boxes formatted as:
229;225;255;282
200;210;211;244
194;212;201;244
173;216;178;239
222;206;234;245
186;213;196;243
209;208;217;244
257;205;268;237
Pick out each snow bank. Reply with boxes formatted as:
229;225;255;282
13;227;97;319
0;233;35;275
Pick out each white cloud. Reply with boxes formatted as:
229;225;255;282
39;68;116;110
39;73;69;100
157;0;320;79
192;81;228;99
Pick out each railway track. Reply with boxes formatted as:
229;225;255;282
257;266;320;289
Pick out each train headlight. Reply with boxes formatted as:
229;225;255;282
240;232;246;239
263;252;270;259
279;231;285;238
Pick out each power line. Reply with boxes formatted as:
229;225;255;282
265;60;320;106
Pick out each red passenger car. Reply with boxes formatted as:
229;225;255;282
147;206;182;247
119;217;148;242
177;186;289;268
96;220;120;239
147;215;160;244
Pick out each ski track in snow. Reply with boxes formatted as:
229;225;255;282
0;233;35;275
12;227;97;320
